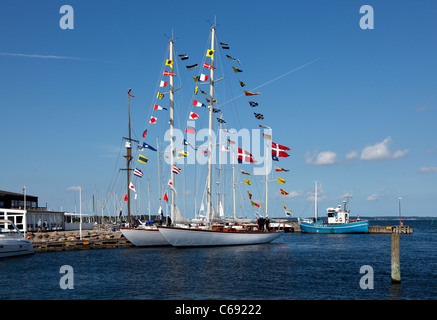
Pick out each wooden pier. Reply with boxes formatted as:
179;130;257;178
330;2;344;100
368;225;413;234
278;221;413;234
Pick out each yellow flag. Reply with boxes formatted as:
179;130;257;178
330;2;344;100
165;59;173;65
206;49;215;57
157;92;164;99
251;201;263;209
282;200;292;212
177;151;188;158
277;177;286;184
244;179;251;185
194;86;199;95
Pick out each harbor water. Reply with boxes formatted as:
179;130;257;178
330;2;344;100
1;219;436;300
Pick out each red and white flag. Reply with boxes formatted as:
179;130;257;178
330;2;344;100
149;116;157;124
129;182;136;192
203;62;216;70
199;73;209;81
163;71;176;76
272;149;290;158
272;149;290;157
189;112;199;120
238;148;256;163
154;104;167;111
272;142;290;151
271;142;290;157
193;100;204;107
160;80;167;87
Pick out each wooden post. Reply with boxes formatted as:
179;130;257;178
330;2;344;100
391;233;401;284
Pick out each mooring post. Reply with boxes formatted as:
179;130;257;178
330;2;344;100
391;232;401;284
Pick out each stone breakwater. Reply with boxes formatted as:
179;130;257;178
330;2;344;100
28;229;134;252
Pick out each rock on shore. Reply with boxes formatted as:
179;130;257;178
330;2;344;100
28;229;125;243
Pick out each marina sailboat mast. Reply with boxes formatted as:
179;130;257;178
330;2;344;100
314;181;318;220
168;37;176;224
123;91;139;225
206;25;216;223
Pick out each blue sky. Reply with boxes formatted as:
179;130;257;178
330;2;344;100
1;0;436;218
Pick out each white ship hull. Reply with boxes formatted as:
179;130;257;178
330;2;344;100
120;227;170;247
158;226;283;247
0;239;35;258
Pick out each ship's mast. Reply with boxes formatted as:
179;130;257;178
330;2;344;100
233;146;237;220
314;181;318;221
265;141;270;218
169;37;176;225
123;92;138;225
207;25;216;223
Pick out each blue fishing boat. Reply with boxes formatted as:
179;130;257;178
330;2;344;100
298;182;369;234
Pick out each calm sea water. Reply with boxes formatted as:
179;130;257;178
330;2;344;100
1;219;436;300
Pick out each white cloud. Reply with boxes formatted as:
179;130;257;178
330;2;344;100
418;166;437;173
366;193;380;201
392;149;410;159
366;189;399;201
360;137;409;161
305;151;337;165
346;151;358;160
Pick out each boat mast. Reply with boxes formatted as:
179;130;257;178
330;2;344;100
156;137;162;213
231;141;237;220
217;113;223;218
265;140;270;218
314;181;318;221
123;92;138;225
169;37;176;225
207;25;216;223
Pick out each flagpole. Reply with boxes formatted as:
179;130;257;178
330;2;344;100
233;145;237;220
207;25;216;223
156;137;162;216
314;181;318;221
121;90;139;226
126;93;132;225
169;37;176;225
265;138;269;218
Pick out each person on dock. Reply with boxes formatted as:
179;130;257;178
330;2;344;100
37;219;42;232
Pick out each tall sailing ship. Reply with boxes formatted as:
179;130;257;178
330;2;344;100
121;23;291;247
156;24;284;246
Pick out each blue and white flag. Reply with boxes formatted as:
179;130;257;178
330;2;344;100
142;142;157;151
134;168;143;178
